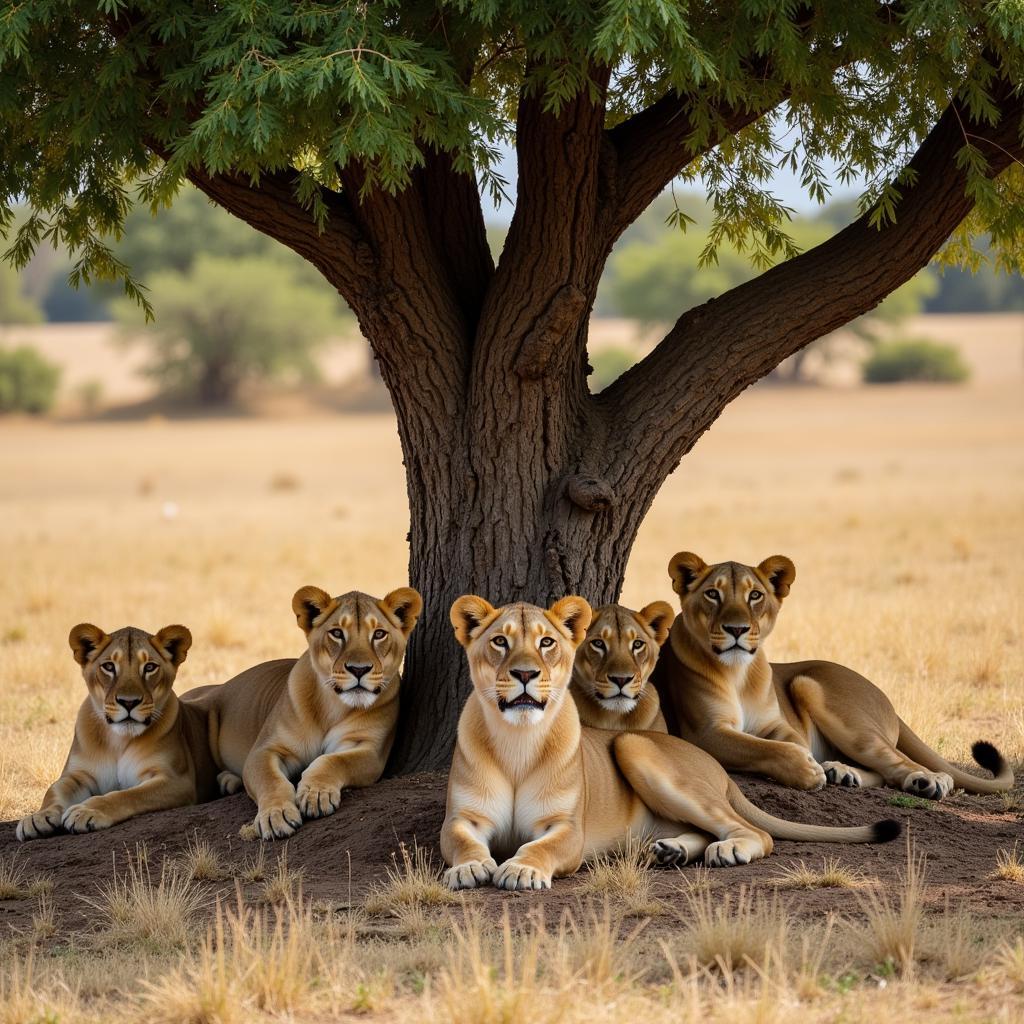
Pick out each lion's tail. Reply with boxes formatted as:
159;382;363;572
726;780;901;844
895;720;1013;794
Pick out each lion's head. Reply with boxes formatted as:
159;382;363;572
450;596;592;726
572;602;674;716
69;623;192;736
292;586;422;709
667;552;796;666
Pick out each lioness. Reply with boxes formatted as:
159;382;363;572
186;586;421;839
17;623;217;840
653;552;1014;800
441;595;899;891
570;602;674;732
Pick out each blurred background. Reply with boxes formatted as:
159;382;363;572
0;187;1021;818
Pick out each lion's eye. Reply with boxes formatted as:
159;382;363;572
328;628;344;641
143;662;158;675
590;639;606;651
491;635;508;649
632;639;646;651
372;629;387;641
539;637;555;649
101;661;116;673
749;590;764;602
704;589;721;603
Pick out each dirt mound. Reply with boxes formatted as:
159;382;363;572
1;771;1021;938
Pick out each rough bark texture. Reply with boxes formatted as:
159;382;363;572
180;67;1024;772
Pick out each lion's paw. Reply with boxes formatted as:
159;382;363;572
444;858;497;890
704;837;765;867
493;859;551;891
16;807;62;842
296;778;343;819
823;761;863;788
254;801;302;840
217;771;243;796
652;835;705;867
62;803;115;834
903;770;954;801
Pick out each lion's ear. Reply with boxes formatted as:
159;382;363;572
69;623;108;666
546;596;593;647
381;587;423;637
292;586;337;634
637;601;675;646
153;625;192;667
450;595;499;647
668;552;709;595
756;555;796;599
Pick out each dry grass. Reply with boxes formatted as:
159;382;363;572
180;832;230;882
80;845;207;951
0;856;53;900
850;842;927;976
772;856;866;890
260;849;304;904
365;842;460;915
992;844;1024;882
577;834;663;916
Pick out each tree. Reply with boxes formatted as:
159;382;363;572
116;255;344;404
3;3;1024;771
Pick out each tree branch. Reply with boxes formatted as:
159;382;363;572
602;73;1024;484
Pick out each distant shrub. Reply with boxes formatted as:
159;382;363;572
863;338;969;384
0;346;61;414
589;346;638;392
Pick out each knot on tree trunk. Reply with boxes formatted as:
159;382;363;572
515;284;588;379
565;474;615;512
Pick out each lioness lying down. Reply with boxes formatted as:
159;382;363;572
570;602;674;732
17;623;218;840
186;586;421;839
654;552;1014;800
441;596;899;891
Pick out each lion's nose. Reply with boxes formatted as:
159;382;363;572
510;668;540;685
346;664;372;680
117;696;142;712
608;675;633;691
723;624;750;639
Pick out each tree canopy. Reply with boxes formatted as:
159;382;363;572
3;1;1024;303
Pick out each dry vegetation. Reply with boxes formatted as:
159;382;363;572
0;372;1022;1021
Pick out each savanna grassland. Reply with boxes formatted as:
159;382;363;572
0;370;1022;1022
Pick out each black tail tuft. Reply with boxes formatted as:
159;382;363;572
873;818;902;843
971;740;1006;776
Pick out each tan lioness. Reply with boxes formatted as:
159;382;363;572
570;602;674;732
186;586;421;840
440;595;899;891
17;623;217;840
653;552;1014;800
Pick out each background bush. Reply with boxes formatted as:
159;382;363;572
862;339;970;384
589;346;638;392
0;346;61;413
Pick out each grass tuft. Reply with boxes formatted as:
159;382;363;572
772;856;866;890
180;833;229;882
576;834;663;916
260;849;304;904
992;843;1024;882
365;841;459;915
0;856;53;900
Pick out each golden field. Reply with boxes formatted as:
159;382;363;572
0;350;1022;1022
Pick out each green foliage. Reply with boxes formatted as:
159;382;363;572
0;263;43;324
863;338;970;384
0;345;61;413
116;255;344;404
2;2;1024;301
588;346;637;392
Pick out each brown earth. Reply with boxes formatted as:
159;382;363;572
1;770;1021;941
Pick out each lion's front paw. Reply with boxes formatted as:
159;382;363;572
778;747;827;791
254;801;302;840
16;806;63;841
823;761;864;788
296;777;344;819
217;771;243;796
493;859;551;891
444;858;497;890
62;803;115;834
652;835;705;867
903;770;954;801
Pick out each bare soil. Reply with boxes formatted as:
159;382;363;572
2;770;1021;941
